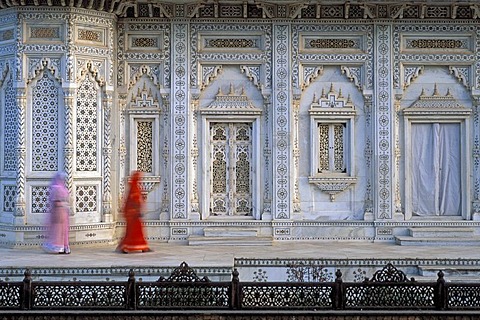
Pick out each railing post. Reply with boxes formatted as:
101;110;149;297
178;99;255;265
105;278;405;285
332;269;344;309
230;268;240;309
435;270;446;310
22;268;32;310
127;269;136;310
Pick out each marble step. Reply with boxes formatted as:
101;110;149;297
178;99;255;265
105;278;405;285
395;236;480;246
409;227;475;238
188;235;273;246
203;228;258;237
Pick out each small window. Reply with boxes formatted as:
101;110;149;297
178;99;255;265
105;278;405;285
317;123;348;174
308;84;356;201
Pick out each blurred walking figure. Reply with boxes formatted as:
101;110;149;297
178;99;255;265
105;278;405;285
116;171;151;253
42;172;71;254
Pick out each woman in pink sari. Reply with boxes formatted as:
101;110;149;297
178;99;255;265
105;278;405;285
42;172;71;254
116;171;151;253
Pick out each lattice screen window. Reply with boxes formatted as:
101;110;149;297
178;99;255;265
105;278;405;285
75;185;97;213
32;73;58;172
308;85;357;201
31;186;49;214
76;74;98;172
136;120;153;173
317;123;347;174
3;185;16;212
4;78;17;172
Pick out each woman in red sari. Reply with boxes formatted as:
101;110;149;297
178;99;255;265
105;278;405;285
116;171;151;253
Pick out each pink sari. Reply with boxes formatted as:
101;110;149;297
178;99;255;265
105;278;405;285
43;172;71;254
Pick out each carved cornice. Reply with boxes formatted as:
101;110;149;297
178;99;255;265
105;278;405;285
0;1;478;20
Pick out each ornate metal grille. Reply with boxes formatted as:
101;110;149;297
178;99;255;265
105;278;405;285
0;283;21;308
240;283;333;308
345;263;435;309
137;261;230;309
447;284;480;308
345;284;435;308
32;73;58;172
137;284;230;308
32;283;126;308
76;74;98;172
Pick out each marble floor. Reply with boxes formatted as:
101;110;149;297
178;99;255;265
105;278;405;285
0;240;479;269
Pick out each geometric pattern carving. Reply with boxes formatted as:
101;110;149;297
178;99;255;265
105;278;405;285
31;186;49;214
3;77;17;171
32;73;58;172
30;27;59;39
3;185;16;212
3;186;17;212
75;185;97;213
76;74;98;172
78;29;102;43
136;121;153;173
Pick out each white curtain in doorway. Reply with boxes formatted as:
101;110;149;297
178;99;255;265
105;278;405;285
411;123;461;216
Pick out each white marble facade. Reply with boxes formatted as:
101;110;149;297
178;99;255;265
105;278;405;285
0;0;480;247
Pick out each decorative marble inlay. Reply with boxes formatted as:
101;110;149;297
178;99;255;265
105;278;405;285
408;39;465;49
0;29;14;41
75;185;97;213
30;27;59;39
31;186;49;214
307;39;357;49
3;185;16;212
78;29;102;43
207;38;255;48
133;37;157;47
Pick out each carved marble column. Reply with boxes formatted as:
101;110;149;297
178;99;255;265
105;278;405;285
118;93;127;208
292;93;301;219
14;88;26;223
363;94;374;221
472;96;480;220
393;93;404;220
102;91;113;222
272;24;292;220
373;25;394;220
63;88;75;204
171;21;189;220
262;95;272;220
190;93;200;220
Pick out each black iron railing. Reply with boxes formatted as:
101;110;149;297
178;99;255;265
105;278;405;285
0;262;479;310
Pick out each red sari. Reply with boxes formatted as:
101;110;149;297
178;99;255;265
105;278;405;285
117;171;150;253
